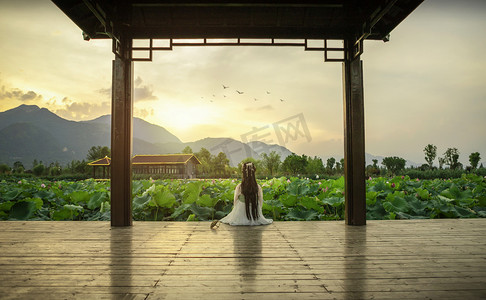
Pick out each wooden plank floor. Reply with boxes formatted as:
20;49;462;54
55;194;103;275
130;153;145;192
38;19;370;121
0;220;485;299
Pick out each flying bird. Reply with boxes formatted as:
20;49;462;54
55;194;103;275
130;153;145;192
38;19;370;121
266;91;271;94
222;84;229;89
254;98;258;101
280;99;284;102
236;90;244;94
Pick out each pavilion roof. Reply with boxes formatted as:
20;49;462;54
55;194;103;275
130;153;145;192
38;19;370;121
52;1;423;41
132;154;201;165
87;156;111;166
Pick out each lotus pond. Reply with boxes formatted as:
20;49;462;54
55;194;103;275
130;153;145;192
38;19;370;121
1;174;485;221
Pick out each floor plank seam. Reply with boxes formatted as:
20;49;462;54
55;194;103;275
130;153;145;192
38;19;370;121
276;226;330;295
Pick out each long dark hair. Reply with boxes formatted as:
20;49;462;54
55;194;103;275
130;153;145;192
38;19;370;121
241;162;259;220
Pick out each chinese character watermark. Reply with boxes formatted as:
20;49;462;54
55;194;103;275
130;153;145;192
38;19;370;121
272;113;312;146
210;113;312;166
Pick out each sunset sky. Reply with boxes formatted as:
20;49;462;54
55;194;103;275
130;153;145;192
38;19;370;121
0;0;485;166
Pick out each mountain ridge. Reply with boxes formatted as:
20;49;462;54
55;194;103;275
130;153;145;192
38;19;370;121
0;105;292;167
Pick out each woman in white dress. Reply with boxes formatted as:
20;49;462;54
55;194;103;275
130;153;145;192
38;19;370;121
220;162;273;226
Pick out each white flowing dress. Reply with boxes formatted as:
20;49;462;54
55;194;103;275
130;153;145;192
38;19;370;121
220;183;273;226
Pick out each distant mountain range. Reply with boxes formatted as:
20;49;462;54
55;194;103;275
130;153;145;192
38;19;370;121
0;105;292;167
0;105;425;169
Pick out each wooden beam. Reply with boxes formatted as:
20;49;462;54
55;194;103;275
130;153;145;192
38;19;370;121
111;37;134;227
342;38;366;226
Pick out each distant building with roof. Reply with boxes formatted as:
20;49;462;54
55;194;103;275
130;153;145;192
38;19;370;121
87;154;201;179
132;154;201;179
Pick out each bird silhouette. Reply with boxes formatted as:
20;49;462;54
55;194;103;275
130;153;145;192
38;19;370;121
280;99;284;102
267;91;271;94
222;84;229;89
236;90;244;94
254;98;258;101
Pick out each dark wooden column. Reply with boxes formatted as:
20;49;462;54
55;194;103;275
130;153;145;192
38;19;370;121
342;38;366;226
111;36;133;227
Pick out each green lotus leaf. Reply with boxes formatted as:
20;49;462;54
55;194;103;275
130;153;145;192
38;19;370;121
152;189;176;208
321;197;344;208
52;204;83;220
299;196;324;213
132;180;145;195
197;194;218;208
70;190;91;204
332;177;345;189
286;207;318;221
189;202;213;221
183;181;203;204
288;180;310;196
171;203;191;219
3;189;21;201
132;193;151;211
88;192;108;210
280;194;298;207
0;201;14;212
9;201;37;220
383;192;409;213
407;196;428;216
366;191;379;205
415;188;430;200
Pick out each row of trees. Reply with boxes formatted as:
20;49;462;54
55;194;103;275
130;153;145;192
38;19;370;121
182;146;231;178
0;146;110;178
365;145;483;178
423;144;481;170
193;144;484;178
0;144;482;179
181;145;347;179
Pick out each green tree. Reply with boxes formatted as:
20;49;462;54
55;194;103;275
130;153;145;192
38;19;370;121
438;157;445;169
469;152;481;169
49;161;62;176
87;146;111;161
306;156;325;175
443;148;460;170
261;151;281;176
281;153;308;176
372;159;378;168
0;163;11;174
212;152;230;177
66;159;88;174
33;163;45;176
381;156;406;175
326;157;336;171
367;159;380;177
195;147;213;176
13;161;24;173
181;146;193;154
423;144;437;168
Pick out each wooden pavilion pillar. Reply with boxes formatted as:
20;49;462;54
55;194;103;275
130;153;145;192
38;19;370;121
342;38;366;226
111;35;133;227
